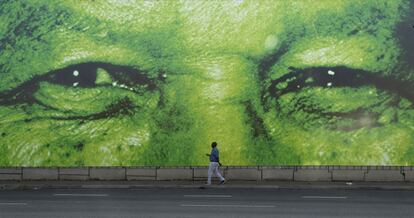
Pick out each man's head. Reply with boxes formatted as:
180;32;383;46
0;0;413;166
211;142;217;148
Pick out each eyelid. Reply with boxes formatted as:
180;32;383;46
45;62;158;88
0;62;162;106
267;66;414;104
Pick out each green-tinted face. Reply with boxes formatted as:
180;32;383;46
0;0;413;166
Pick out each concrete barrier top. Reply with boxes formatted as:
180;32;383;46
368;166;402;170
2;166;414;182
296;166;330;170
329;166;368;170
0;166;412;169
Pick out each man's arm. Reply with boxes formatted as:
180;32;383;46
216;151;221;166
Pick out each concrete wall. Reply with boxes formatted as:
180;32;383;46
59;168;89;180
365;166;404;182
403;167;414;182
156;167;192;181
294;166;331;182
0;166;412;182
89;167;125;180
22;168;58;180
126;167;156;180
0;168;22;180
225;167;261;181
262;167;294;181
331;166;367;182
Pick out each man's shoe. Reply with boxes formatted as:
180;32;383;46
219;180;226;185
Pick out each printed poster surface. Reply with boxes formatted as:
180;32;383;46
0;0;413;166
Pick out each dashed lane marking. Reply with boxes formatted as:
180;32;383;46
0;203;27;205
181;204;275;208
53;194;108;197
301;196;348;199
184;195;232;198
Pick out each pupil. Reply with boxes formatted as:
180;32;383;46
48;64;98;88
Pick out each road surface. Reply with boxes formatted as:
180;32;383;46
0;188;413;217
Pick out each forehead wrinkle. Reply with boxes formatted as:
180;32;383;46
178;0;288;57
306;0;407;37
60;0;180;31
57;1;185;60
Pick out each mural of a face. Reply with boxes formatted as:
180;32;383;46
0;0;413;166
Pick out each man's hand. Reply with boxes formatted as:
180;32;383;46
218;162;222;167
205;154;210;157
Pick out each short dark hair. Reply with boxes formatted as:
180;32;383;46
211;142;217;147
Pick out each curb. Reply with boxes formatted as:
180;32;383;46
2;181;414;191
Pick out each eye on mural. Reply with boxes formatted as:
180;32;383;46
0;0;413;166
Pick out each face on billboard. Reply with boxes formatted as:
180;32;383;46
0;0;413;166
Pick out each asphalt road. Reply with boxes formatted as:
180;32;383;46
0;188;413;218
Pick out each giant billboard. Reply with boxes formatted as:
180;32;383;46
0;0;413;166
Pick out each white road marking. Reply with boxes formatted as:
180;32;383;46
184;195;232;198
53;194;108;197
181;204;275;208
0;203;27;205
301;196;348;199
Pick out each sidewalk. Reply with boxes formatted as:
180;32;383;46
1;180;414;191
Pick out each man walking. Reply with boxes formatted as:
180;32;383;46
206;142;225;185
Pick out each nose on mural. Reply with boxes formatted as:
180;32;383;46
185;56;259;165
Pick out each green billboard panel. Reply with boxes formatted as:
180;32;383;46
0;0;413;166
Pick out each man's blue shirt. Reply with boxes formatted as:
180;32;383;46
210;147;219;162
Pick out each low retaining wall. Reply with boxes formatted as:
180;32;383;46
0;166;411;182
